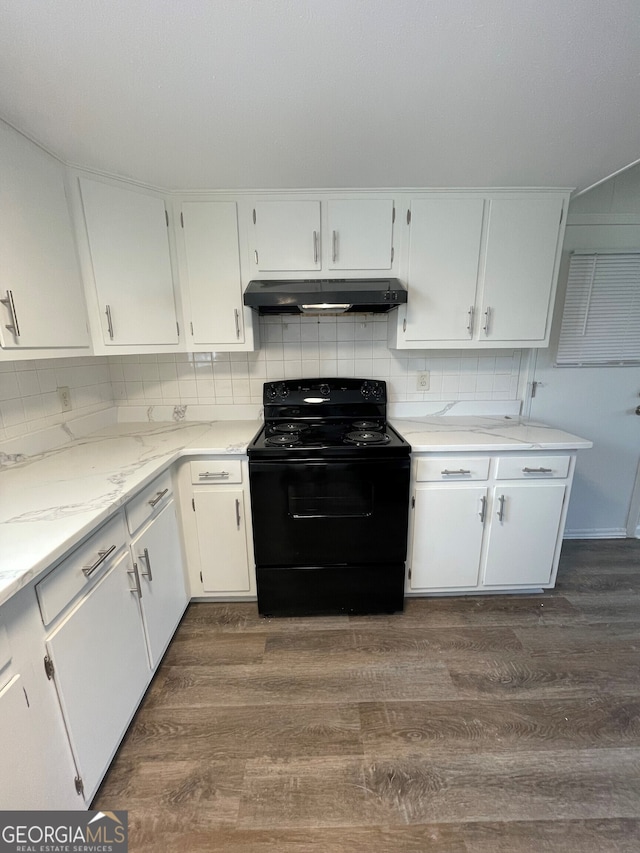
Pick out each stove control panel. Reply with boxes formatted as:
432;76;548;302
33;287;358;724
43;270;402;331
263;378;387;406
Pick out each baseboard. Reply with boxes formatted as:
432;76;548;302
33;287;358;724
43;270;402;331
563;528;627;540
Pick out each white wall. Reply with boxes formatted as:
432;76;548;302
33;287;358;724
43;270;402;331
530;164;640;537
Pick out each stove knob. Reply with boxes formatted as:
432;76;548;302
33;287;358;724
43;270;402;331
276;382;289;400
360;381;371;399
319;383;330;397
265;384;278;401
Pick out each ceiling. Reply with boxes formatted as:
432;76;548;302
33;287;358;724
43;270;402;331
0;0;639;193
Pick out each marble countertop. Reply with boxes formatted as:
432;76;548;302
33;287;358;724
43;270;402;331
0;414;591;610
0;419;261;608
390;416;592;452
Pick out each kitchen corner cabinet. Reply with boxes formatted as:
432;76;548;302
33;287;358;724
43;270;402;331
78;176;180;350
250;197;396;273
178;200;255;351
389;191;569;349
177;457;256;598
407;452;575;594
0;120;90;357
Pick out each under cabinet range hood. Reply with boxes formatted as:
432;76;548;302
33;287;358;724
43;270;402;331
243;278;407;315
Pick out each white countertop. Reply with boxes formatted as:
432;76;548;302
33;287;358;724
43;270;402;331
0;420;261;608
0;414;591;610
391;416;592;452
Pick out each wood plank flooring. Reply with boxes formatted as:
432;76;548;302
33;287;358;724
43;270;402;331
93;539;640;852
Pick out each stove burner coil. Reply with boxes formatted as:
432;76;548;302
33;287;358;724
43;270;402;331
352;420;382;431
273;423;309;434
265;434;301;447
344;430;390;446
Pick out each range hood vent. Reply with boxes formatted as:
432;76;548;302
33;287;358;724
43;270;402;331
243;278;407;315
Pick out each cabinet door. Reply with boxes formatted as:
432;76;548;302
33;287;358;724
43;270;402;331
0;121;89;350
483;483;566;586
410;485;487;589
46;552;150;800
480;196;563;341
182;201;244;345
79;177;178;345
193;489;251;593
404;197;484;341
327;199;394;270
253;201;321;271
132;501;188;667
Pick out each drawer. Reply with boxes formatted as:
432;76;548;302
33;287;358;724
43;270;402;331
36;512;127;626
190;458;243;485
495;455;571;480
125;469;173;535
416;456;490;482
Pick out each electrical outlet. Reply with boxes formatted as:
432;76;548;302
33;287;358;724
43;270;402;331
416;372;430;391
58;386;72;412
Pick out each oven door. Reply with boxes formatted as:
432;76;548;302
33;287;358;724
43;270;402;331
249;457;410;568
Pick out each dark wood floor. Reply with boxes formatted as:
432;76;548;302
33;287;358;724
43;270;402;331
94;539;640;852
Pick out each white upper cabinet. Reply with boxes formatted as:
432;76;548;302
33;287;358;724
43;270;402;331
253;200;321;272
180;200;251;348
0;121;90;354
79;177;179;348
389;190;569;349
250;196;396;274
479;196;566;341
327;199;394;270
403;196;484;342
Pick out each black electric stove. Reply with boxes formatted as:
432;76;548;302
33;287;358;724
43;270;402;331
247;379;411;617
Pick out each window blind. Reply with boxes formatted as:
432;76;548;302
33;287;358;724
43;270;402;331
556;252;640;366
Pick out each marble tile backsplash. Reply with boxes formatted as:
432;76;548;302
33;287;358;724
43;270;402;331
0;316;523;442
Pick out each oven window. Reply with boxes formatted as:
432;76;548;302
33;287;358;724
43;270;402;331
288;479;373;518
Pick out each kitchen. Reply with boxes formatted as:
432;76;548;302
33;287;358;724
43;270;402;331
1;1;640;850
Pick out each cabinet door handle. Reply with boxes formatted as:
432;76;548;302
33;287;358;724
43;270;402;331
148;488;169;507
254;249;259;265
332;230;338;263
467;305;475;336
105;304;114;340
522;467;553;474
82;544;116;577
139;547;153;581
442;468;472;476
313;230;319;264
497;494;506;522
0;290;20;337
128;562;143;598
234;308;241;339
483;306;492;336
235;498;241;529
479;495;487;523
198;471;230;480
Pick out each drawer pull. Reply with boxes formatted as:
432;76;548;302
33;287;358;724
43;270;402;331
198;471;230;480
128;562;142;599
479;495;487;523
235;498;241;529
82;544;116;577
522;467;553;474
497;494;506;522
148;488;169;507
139;547;153;582
442;468;472;476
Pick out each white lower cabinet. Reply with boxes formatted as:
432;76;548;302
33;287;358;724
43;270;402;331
131;500;188;667
178;457;256;598
45;550;151;801
408;453;574;594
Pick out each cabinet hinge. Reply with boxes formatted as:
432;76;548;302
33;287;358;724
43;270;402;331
392;206;396;224
253;208;256;225
44;654;55;680
411;495;415;509
407;208;411;225
180;211;184;228
74;775;84;797
165;209;169;227
391;247;394;264
192;497;195;511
